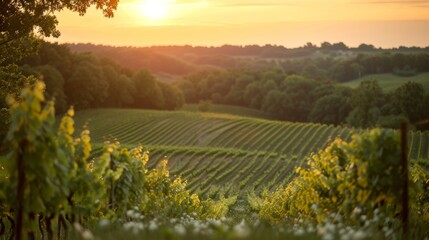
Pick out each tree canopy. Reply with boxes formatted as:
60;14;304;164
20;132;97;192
1;0;119;43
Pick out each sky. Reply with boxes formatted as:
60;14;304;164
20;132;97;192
52;0;429;48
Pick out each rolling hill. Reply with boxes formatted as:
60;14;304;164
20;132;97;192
341;72;429;92
180;104;273;120
74;109;429;196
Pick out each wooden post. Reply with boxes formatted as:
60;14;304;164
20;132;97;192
109;153;114;210
16;141;27;240
400;123;409;238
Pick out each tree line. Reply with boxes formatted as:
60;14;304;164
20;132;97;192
176;68;429;129
69;43;429;83
12;41;184;113
74;42;429;59
277;52;429;82
3;40;429;132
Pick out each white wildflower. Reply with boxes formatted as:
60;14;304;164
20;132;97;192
149;221;158;231
174;224;186;236
123;222;134;231
352;230;366;240
340;232;351;240
212;219;221;227
98;219;110;228
126;210;134;218
295;228;305;236
322;233;334;240
317;226;326;235
73;222;83;232
233;219;250;238
81;230;94;240
325;223;336;233
352;207;362;216
307;225;315;233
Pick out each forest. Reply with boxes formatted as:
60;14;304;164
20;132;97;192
2;42;185;113
4;40;429;130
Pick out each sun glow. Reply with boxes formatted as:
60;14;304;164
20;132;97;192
139;0;173;20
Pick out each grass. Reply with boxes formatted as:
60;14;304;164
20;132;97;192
180;104;273;120
73;108;429;195
341;72;429;92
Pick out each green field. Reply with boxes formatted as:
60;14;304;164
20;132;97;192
341;72;429;92
180;104;273;119
74;109;429;196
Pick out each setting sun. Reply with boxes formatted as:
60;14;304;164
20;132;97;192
139;0;173;20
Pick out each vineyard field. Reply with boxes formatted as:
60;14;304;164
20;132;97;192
76;109;429;194
180;103;273;119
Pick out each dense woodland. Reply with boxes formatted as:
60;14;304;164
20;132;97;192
70;43;429;82
177;69;429;129
11;42;185;112
4;41;428;130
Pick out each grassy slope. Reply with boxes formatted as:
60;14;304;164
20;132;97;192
74;108;429;195
74;109;353;156
180;104;273;120
341;72;429;92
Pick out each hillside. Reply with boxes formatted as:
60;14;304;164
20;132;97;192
341;72;429;92
75;109;429;195
180;104;273;120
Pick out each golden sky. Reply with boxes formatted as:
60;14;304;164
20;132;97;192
53;0;429;47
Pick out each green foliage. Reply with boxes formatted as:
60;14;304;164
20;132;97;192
0;65;35;101
73;108;429;195
69;43;429;83
15;41;185;111
0;0;118;47
198;100;212;112
141;159;236;219
347;80;383;128
410;163;429;222
341;72;429;93
181;104;271;119
377;115;410;129
131;69;165;109
392;82;428;122
0;65;39;150
4;82;70;232
0;82;235;238
159;82;185;110
66;54;109;108
31;65;67;113
253;129;407;223
0;37;40;65
103;143;147;216
70;43;196;75
308;87;353;125
8;40;429;130
0;0;121;119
